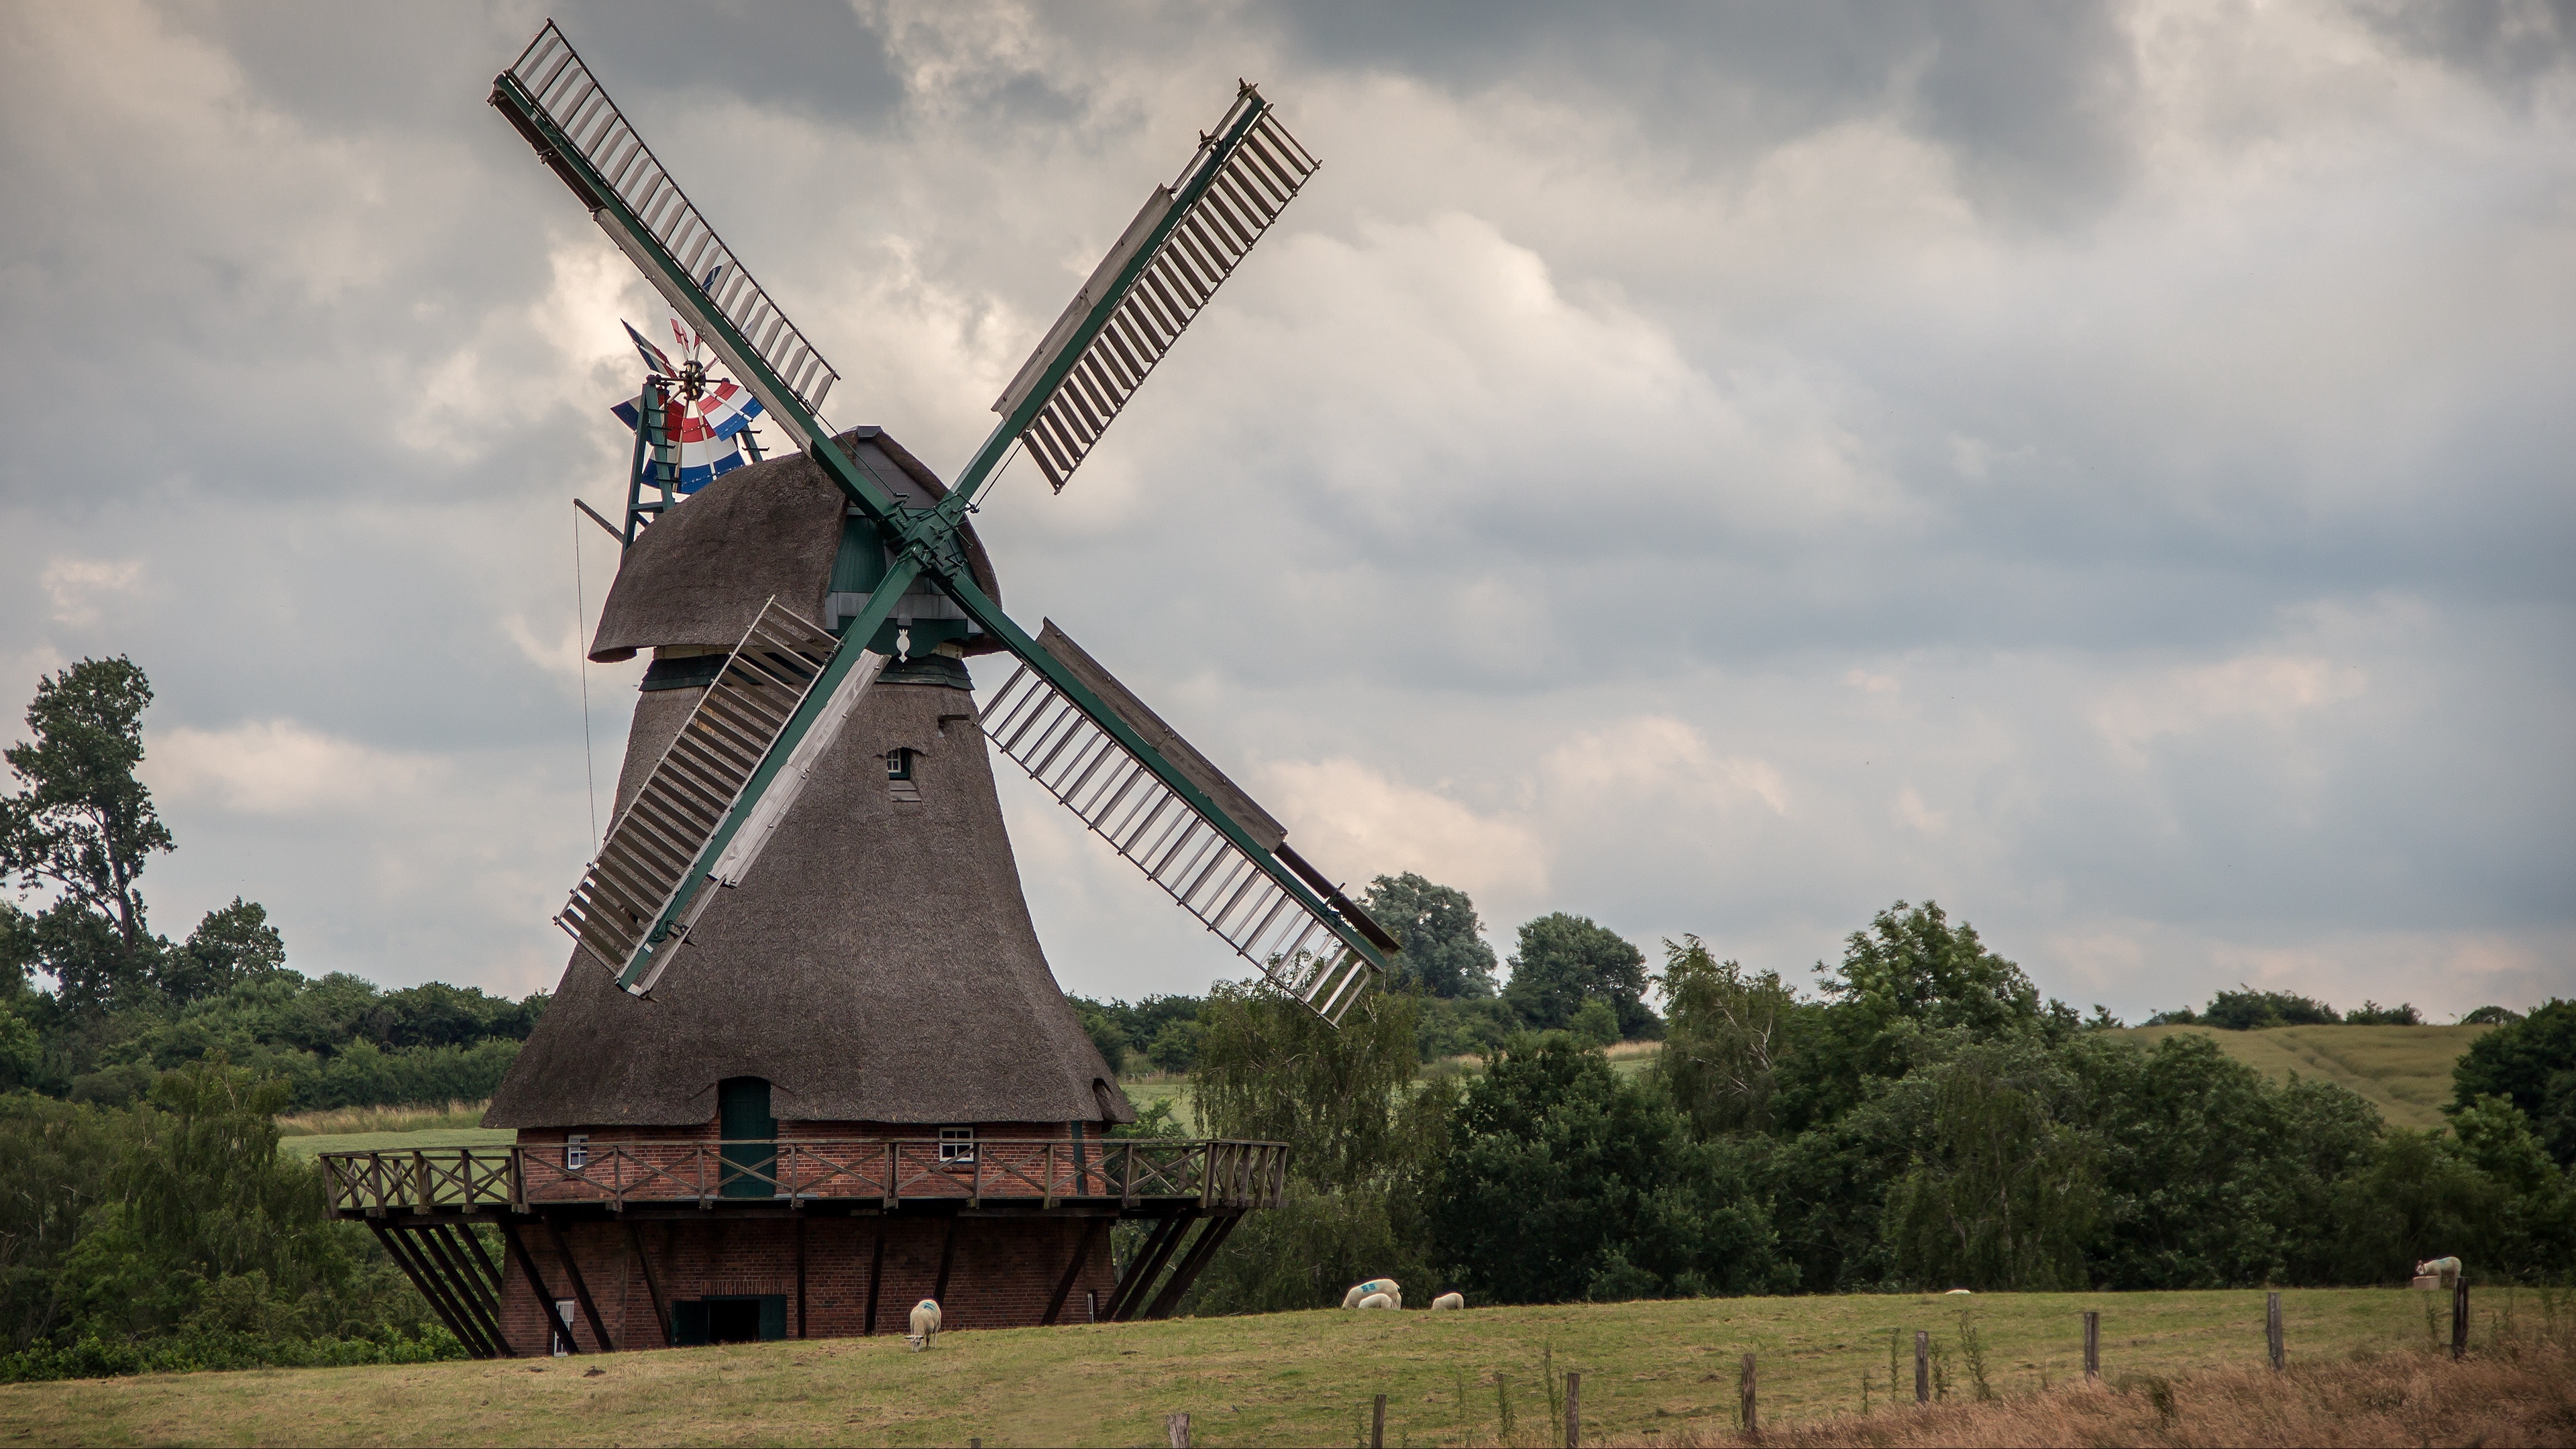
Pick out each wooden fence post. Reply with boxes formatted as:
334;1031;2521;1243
2084;1310;2100;1382
1915;1330;1930;1404
1740;1352;1758;1434
1165;1410;1189;1448
1372;1393;1385;1449
2452;1278;2469;1361
1564;1371;1581;1447
2266;1291;2284;1370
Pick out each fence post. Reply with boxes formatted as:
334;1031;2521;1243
2084;1310;2100;1382
1373;1392;1386;1449
2452;1278;2469;1361
2266;1291;2284;1370
1165;1410;1189;1448
1740;1352;1758;1434
1915;1330;1930;1404
1564;1371;1580;1448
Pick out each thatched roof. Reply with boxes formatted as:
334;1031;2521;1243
589;429;1003;663
487;669;1133;1128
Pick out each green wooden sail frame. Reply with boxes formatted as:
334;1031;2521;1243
492;21;1393;1022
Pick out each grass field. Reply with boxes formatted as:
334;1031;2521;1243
1;1287;2524;1447
278;1127;515;1161
2114;1024;2486;1131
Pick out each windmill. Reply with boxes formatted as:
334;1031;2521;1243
596;317;768;545
344;22;1406;1356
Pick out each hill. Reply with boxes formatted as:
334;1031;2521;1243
2114;1024;2485;1131
0;1288;2491;1446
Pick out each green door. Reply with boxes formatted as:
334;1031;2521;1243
718;1077;777;1198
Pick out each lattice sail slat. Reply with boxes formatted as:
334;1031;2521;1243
979;660;1378;1024
498;23;841;425
992;89;1320;493
555;602;849;992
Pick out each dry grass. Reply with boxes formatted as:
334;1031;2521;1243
274;1102;490;1137
1595;1344;2576;1448
2116;1025;2486;1130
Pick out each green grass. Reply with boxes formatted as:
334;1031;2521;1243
2114;1024;2487;1131
0;1288;2490;1447
277;1128;515;1161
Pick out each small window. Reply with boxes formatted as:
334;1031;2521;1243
565;1134;589;1170
888;749;921;804
552;1299;576;1356
938;1126;976;1165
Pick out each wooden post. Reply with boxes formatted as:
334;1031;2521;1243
1373;1392;1387;1448
2452;1277;2469;1360
1165;1410;1190;1448
1740;1352;1757;1434
1565;1370;1580;1448
2084;1310;2100;1382
1915;1330;1929;1404
2266;1291;2284;1370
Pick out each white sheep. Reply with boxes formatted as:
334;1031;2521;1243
906;1298;941;1350
1342;1279;1401;1310
2416;1257;2463;1289
1430;1292;1465;1311
1356;1292;1396;1310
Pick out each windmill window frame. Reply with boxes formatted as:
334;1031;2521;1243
564;1134;589;1170
938;1126;976;1165
888;748;922;804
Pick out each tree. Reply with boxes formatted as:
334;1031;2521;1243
1777;900;2044;1129
0;659;174;1011
2201;987;2341;1030
2451;999;2576;1169
1430;1032;1790;1303
1883;1044;2098;1291
1502;912;1654;1037
157;900;286;1006
1360;873;1498;999
1653;936;1798;1137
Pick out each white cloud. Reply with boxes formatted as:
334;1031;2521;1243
2092;653;2369;766
1255;756;1549;904
40;559;142;627
142;720;445;817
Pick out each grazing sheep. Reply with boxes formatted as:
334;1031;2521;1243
1356;1292;1396;1310
1342;1279;1401;1310
1431;1292;1465;1311
2416;1257;2463;1289
906;1298;941;1350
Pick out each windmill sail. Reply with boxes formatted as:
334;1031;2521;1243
556;602;873;993
494;23;840;435
979;627;1391;1025
992;88;1319;492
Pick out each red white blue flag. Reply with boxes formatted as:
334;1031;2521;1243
610;317;765;494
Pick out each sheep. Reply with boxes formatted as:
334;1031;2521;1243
1356;1292;1396;1310
906;1298;941;1350
1430;1292;1465;1311
1342;1279;1401;1310
2416;1257;2463;1289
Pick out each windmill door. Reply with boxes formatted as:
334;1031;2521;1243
718;1077;777;1198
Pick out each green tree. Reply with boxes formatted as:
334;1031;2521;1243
1883;1044;2098;1291
156;900;286;1006
0;659;173;1013
2451;999;2576;1169
1652;936;1797;1137
1502;913;1654;1038
1430;1033;1790;1303
1360;873;1498;999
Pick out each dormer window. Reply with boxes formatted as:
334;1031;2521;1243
888;749;921;804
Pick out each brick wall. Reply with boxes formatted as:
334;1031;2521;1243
495;1213;1118;1355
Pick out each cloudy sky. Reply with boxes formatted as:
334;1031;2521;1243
4;1;2570;1020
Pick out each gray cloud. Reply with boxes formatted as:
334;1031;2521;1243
1;1;2568;1021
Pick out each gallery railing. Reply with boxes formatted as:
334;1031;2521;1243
319;1138;1289;1216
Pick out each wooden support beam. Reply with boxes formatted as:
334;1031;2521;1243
545;1216;615;1353
932;1215;961;1307
372;1223;488;1359
433;1224;502;1322
863;1218;885;1336
1104;1214;1180;1323
393;1226;496;1359
1113;1212;1194;1322
500;1220;576;1355
417;1224;508;1354
625;1219;672;1348
1145;1212;1237;1320
1042;1218;1106;1327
